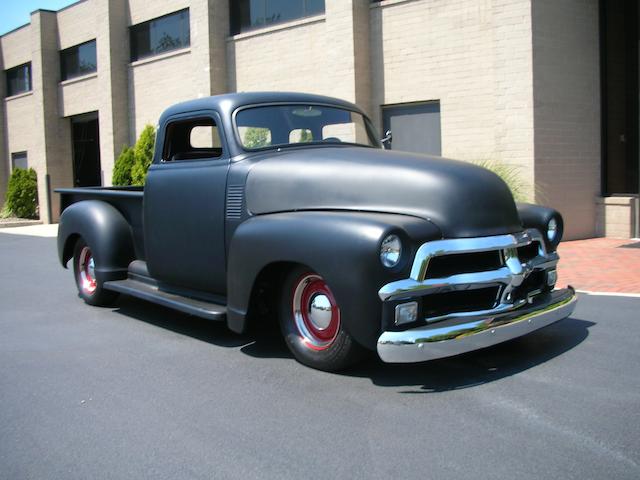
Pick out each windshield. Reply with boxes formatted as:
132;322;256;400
235;104;379;150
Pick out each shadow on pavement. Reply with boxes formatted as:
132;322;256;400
347;317;594;393
112;296;592;391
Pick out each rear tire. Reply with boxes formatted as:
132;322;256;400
279;266;366;372
72;238;118;306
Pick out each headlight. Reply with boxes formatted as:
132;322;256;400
380;234;402;268
547;218;558;242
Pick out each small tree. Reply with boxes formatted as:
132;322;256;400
2;168;38;219
131;125;156;186
112;146;135;186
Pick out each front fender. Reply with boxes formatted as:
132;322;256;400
57;200;135;283
226;211;440;349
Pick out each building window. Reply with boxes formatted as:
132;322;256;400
5;63;32;97
130;9;190;62
11;152;28;170
230;0;325;35
60;40;97;81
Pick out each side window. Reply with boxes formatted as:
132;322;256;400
162;117;223;161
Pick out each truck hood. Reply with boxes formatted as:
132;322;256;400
245;147;522;238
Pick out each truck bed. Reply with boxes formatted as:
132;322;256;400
57;186;146;260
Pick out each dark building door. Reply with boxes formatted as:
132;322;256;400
382;101;442;155
601;0;639;195
71;113;102;187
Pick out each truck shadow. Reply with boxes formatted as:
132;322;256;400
112;297;593;392
347;317;594;393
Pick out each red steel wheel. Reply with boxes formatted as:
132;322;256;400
279;266;366;371
77;246;97;295
72;238;118;306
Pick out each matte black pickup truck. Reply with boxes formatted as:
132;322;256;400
57;92;576;371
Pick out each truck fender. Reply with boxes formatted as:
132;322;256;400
516;203;564;251
226;211;440;349
58;200;135;283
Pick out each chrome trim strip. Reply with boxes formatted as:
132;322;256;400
377;287;576;363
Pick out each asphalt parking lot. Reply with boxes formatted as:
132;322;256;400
1;231;639;480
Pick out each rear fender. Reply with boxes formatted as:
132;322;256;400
58;200;135;283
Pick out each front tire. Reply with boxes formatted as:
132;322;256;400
279;266;365;371
72;238;118;306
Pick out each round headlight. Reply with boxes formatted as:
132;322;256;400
547;218;558;242
380;234;402;268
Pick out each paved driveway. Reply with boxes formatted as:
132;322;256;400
1;231;639;480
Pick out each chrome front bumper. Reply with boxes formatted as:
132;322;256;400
377;287;576;363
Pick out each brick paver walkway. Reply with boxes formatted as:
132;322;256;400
557;238;640;294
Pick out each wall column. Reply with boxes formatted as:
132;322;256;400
96;0;130;186
325;0;372;117
191;0;229;97
31;10;73;223
0;54;7;209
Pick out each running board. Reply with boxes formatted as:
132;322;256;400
104;278;227;321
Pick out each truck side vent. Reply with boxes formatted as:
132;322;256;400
226;185;244;219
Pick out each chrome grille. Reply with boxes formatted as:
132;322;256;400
378;230;559;323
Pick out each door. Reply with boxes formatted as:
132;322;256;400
71;113;102;186
382;101;442;155
143;113;229;295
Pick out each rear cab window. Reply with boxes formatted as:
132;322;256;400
162;117;223;161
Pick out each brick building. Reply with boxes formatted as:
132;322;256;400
0;0;638;239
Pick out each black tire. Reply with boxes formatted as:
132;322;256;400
72;238;119;306
279;266;366;372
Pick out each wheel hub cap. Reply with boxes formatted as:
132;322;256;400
292;274;340;350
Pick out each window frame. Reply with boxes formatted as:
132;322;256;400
159;112;227;164
130;8;191;62
60;39;97;81
230;0;325;35
11;151;28;170
5;62;32;97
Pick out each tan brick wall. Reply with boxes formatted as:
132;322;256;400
596;197;637;239
0;26;31;69
128;50;195;141
532;0;601;240
227;17;330;95
59;75;100;117
370;0;535;183
57;0;96;49
5;95;36;156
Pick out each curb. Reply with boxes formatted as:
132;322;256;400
0;220;42;228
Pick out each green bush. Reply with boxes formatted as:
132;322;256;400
2;168;38;219
474;160;530;202
131;125;156;186
112;146;135;186
242;127;271;149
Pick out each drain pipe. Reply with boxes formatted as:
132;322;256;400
635;195;639;239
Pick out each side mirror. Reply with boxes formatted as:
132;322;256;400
381;130;392;149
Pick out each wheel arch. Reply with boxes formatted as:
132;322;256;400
57;200;135;283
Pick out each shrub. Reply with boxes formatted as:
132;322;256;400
242;127;270;149
131;125;156;186
112;146;135;186
474;160;530;202
2;168;38;219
